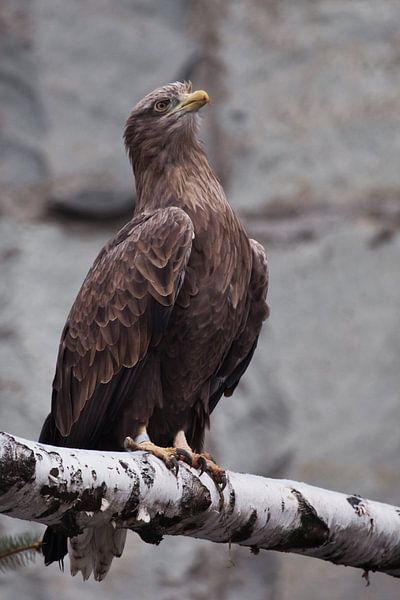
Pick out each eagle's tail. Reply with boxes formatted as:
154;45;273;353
69;524;127;581
42;524;127;581
39;414;127;581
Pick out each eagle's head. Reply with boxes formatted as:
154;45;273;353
124;81;209;168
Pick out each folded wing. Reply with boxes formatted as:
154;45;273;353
42;207;194;448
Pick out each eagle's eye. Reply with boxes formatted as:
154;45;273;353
154;99;171;113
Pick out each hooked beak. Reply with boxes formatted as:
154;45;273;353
171;90;210;114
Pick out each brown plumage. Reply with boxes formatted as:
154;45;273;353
39;81;269;578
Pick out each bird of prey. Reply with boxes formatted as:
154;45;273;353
39;81;269;579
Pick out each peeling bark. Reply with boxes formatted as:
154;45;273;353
1;432;400;580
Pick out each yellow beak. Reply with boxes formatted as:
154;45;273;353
172;90;210;114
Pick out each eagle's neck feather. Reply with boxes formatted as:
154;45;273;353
133;141;226;217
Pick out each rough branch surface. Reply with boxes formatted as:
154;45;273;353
1;431;400;579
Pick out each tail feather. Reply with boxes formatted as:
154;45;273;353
69;524;127;581
39;413;128;580
69;529;95;580
42;528;68;567
112;528;128;557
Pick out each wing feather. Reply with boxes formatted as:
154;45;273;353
208;238;269;412
49;207;194;440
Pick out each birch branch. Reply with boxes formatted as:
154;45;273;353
1;431;400;579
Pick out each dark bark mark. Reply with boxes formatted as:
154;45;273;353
49;467;59;478
347;495;368;516
180;473;212;515
41;476;107;513
92;470;97;481
0;434;36;495
227;487;236;515
70;468;83;487
275;489;329;550
76;482;107;512
119;460;137;479
119;471;140;520
135;471;212;546
141;457;155;489
40;484;79;505
38;483;108;532
369;518;374;533
231;509;258;543
47;451;62;460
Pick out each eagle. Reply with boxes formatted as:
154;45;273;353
39;81;269;579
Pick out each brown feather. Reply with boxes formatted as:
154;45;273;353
49;206;193;438
41;80;268;463
40;81;269;568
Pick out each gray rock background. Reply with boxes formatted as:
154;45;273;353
1;0;400;598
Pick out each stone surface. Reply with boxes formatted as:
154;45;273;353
220;0;400;213
0;0;48;189
32;0;195;187
1;0;400;599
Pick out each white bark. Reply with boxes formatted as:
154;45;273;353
1;431;400;580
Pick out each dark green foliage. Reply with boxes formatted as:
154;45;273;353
0;533;42;573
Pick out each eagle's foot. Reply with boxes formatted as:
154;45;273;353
124;434;226;490
191;453;227;491
124;436;190;475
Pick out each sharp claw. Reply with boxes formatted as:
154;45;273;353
218;472;227;492
175;448;192;464
170;456;180;476
205;467;226;491
202;462;227;491
196;456;208;476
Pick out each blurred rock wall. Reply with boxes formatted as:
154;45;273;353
0;1;400;599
